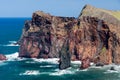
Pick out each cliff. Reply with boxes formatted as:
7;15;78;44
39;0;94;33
19;5;120;69
19;11;76;58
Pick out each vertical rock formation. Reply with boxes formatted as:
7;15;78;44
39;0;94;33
59;39;71;69
78;5;120;68
19;5;120;69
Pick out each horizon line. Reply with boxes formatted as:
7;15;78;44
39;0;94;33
0;17;32;18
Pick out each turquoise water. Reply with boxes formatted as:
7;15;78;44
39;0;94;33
0;18;30;54
0;18;120;80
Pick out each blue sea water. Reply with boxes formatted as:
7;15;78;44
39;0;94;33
0;18;120;80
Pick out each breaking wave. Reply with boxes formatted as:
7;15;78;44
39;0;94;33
19;68;79;76
2;41;19;47
19;70;40;75
5;52;25;61
32;58;59;64
71;61;81;64
104;70;119;73
3;52;120;76
0;52;20;66
40;65;56;68
6;52;19;61
104;64;120;73
25;61;36;64
49;68;78;76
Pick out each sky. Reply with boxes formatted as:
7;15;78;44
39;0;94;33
0;0;120;17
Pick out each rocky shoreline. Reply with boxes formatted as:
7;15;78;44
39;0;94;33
19;5;120;69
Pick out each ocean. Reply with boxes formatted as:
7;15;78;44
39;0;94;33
0;18;120;80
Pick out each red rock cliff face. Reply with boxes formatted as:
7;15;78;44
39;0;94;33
69;17;113;66
19;5;120;69
77;5;120;67
19;11;76;58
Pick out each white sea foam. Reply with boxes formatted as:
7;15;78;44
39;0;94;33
40;65;55;68
103;64;120;74
50;67;77;76
25;61;36;64
71;61;81;64
90;62;94;66
89;63;110;69
3;41;19;47
5;52;25;61
19;70;40;75
33;58;59;64
104;70;119;73
88;63;120;74
90;65;103;69
71;60;94;66
9;41;17;43
50;70;74;76
79;68;88;71
3;44;19;47
0;52;20;66
6;52;18;61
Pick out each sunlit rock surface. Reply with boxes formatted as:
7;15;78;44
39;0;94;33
19;5;120;69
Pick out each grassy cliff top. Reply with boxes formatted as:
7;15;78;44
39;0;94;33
110;11;120;20
79;4;120;22
79;4;120;38
100;7;120;20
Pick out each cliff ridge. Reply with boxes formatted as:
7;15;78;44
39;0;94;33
19;5;120;69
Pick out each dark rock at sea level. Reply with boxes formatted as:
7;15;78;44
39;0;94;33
80;58;90;69
0;54;7;60
59;39;71;69
110;66;116;71
95;62;104;67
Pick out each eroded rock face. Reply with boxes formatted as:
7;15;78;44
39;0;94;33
80;57;90;69
19;11;76;58
69;17;113;67
19;5;120;69
0;54;7;60
77;5;120;67
59;39;71;69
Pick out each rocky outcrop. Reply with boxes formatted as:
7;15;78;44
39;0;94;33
19;11;76;58
80;57;90;69
59;39;71;69
77;5;120;68
0;54;7;60
19;5;120;69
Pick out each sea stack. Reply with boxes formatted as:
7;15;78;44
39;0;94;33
19;4;120;69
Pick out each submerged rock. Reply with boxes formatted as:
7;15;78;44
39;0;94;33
19;5;120;69
95;62;104;67
110;66;115;71
0;54;7;60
